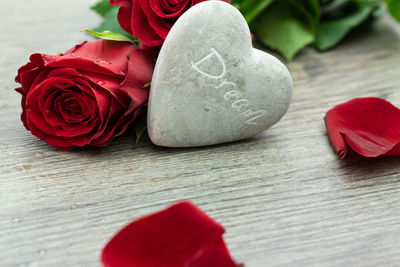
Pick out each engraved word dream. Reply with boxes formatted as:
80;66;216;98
191;48;266;126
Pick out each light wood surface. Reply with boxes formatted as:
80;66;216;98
1;1;400;266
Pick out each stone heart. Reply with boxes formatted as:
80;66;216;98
147;1;293;147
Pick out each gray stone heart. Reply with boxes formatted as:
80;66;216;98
147;1;293;147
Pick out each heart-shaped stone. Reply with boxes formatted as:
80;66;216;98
147;1;293;147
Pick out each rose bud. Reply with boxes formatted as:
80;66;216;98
15;39;154;150
110;0;231;47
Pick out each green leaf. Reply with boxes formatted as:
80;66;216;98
290;0;320;27
239;0;275;24
230;0;243;9
82;30;136;43
386;0;400;21
254;0;318;60
372;2;387;19
320;0;353;15
134;115;147;146
92;7;134;41
313;5;373;51
91;0;114;17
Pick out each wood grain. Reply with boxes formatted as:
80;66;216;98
1;1;400;266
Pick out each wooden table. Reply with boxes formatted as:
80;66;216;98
1;1;400;266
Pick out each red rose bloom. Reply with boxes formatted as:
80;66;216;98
15;40;154;150
110;0;231;47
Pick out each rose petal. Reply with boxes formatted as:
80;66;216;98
44;135;75;151
150;0;191;19
110;0;134;34
82;72;129;109
63;40;134;70
15;63;41;93
150;0;231;19
101;201;239;267
32;40;136;77
90;47;156;145
120;48;154;114
30;53;117;78
15;88;29;130
139;0;172;39
325;97;400;158
25;80;60;137
131;0;164;46
89;98;125;146
94;104;145;147
187;242;243;267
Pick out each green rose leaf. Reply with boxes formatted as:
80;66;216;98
91;0;114;17
230;0;243;9
313;5;373;51
290;0;320;27
134;115;147;146
386;0;400;21
82;30;137;43
91;5;134;41
254;0;319;60
239;0;275;24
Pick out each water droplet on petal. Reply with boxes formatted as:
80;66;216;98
95;59;111;64
120;71;126;75
96;80;105;86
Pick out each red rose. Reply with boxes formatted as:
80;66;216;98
110;0;231;47
15;40;154;150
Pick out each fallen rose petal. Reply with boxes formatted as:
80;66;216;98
186;245;243;267
325;97;400;158
101;201;241;267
